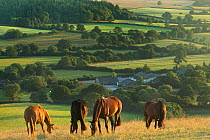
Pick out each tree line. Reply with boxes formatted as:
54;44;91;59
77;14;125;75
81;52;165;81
0;0;135;27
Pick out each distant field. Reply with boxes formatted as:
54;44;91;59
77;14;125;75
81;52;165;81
106;0;194;9
0;26;50;36
90;54;210;70
54;70;117;80
0;56;60;70
135;39;206;48
193;33;210;44
82;22;171;32
0;32;96;49
131;7;210;21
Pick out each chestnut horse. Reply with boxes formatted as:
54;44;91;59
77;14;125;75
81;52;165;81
24;105;54;136
89;96;122;136
143;100;166;129
70;99;88;134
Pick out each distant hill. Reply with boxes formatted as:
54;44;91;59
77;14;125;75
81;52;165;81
193;0;210;6
0;0;134;27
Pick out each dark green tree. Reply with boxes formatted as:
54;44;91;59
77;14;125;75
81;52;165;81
3;83;20;100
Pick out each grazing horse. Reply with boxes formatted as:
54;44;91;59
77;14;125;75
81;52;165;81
89;96;122;136
144;100;166;129
70;99;88;134
24;105;54;136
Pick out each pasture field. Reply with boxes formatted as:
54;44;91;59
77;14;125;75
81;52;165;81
193;33;210;44
0;103;210;139
135;39;205;48
90;54;210;71
106;0;194;9
54;70;119;80
0;26;51;36
0;56;61;70
81;22;171;33
0;32;96;49
131;7;210;21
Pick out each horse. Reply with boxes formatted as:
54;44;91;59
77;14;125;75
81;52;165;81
70;99;88;134
89;96;122;136
24;105;54;136
143;100;166;129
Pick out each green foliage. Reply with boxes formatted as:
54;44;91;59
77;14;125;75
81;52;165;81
3;83;20;100
50;85;72;104
20;76;47;92
165;102;186;118
30;88;48;103
81;83;109;97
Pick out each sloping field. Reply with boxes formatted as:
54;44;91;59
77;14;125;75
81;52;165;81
0;32;97;49
82;22;171;32
0;26;50;36
0;103;210;139
106;0;194;9
135;39;205;48
90;54;210;70
0;56;61;70
193;33;210;44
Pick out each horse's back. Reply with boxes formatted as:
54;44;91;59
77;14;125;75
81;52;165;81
71;99;88;120
144;101;158;118
103;96;122;116
24;105;45;123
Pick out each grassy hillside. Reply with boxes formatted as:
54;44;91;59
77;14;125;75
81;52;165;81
0;32;96;49
106;0;194;8
0;103;210;139
0;26;51;36
0;56;61;70
90;54;210;70
54;70;118;80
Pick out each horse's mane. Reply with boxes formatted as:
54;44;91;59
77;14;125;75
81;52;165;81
92;97;104;121
157;100;166;122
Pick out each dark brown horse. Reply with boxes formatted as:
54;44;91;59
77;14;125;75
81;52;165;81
89;96;122;136
143;100;166;129
70;99;88;134
24;105;54;136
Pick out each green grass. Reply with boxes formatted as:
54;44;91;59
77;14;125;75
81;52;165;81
90;54;210;71
193;33;210;44
0;56;61;70
0;32;97;49
81;22;171;33
131;7;210;21
54;70;118;80
0;26;50;35
135;39;205;48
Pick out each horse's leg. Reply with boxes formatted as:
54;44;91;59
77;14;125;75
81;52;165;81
109;116;114;132
30;121;35;136
80;118;87;134
70;122;74;133
98;119;102;134
148;118;152;129
40;123;45;134
154;119;157;129
26;122;29;135
75;121;78;134
105;117;109;134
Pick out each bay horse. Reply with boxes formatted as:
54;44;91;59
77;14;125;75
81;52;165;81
89;96;122;136
24;105;54;136
70;99;88;134
143;100;166;129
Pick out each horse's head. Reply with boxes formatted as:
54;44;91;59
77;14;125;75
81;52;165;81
47;124;54;133
89;121;97;136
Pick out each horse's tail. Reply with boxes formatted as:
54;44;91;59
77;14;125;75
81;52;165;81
157;100;165;121
116;115;121;126
79;101;87;131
